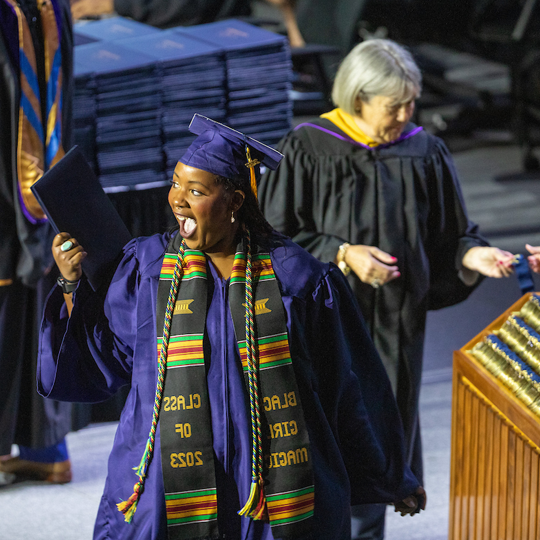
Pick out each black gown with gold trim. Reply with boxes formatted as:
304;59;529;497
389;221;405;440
0;0;75;454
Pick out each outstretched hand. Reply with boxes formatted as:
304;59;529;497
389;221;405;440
52;233;86;282
394;486;427;516
526;244;540;273
461;246;515;278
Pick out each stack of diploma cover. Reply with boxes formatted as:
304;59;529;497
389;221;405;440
74;16;160;43
73;18;165;192
72;51;98;175
177;19;293;147
120;29;226;180
74;40;164;192
70;18;292;188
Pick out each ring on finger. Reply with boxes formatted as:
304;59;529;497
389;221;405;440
60;240;74;252
371;278;381;289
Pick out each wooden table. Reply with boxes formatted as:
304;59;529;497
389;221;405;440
449;292;540;540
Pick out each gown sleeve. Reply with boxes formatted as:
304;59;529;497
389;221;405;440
259;132;346;264
425;139;489;310
286;263;420;504
37;240;140;402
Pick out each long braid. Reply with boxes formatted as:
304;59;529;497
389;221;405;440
117;239;187;522
238;230;267;520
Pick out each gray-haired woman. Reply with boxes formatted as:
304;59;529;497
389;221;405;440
259;38;514;539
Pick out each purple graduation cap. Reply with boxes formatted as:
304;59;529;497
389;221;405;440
179;114;283;197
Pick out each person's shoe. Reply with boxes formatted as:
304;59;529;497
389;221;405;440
0;457;72;484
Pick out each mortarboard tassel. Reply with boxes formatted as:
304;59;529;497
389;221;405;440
245;146;260;198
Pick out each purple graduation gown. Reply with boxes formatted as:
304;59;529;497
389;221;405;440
37;232;419;539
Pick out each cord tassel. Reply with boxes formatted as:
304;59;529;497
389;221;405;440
252;475;268;520
238;474;267;520
117;479;144;522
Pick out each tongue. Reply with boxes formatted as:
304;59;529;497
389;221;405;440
184;218;197;236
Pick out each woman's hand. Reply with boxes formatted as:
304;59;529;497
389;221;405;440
393;486;427;516
344;245;400;287
526;244;540;273
52;233;87;282
461;246;515;278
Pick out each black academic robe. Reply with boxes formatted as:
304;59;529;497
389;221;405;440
259;118;488;483
0;0;75;454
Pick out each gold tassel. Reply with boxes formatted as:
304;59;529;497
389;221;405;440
245;146;260;198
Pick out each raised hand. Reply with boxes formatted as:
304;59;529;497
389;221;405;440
52;233;87;282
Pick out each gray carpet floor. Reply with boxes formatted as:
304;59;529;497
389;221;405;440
0;381;453;540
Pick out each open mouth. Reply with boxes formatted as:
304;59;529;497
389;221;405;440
178;216;197;238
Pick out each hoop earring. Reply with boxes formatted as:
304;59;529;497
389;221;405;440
231;211;235;223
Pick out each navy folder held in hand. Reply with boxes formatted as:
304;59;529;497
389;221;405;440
31;145;132;290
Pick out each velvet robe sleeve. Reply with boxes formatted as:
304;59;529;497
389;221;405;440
423;138;489;309
37;240;140;402
259;132;346;265
282;261;420;504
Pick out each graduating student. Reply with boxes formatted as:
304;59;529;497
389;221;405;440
0;0;74;484
38;114;424;539
259;38;514;539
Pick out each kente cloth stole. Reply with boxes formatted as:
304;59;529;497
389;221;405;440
2;0;65;223
156;233;314;540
